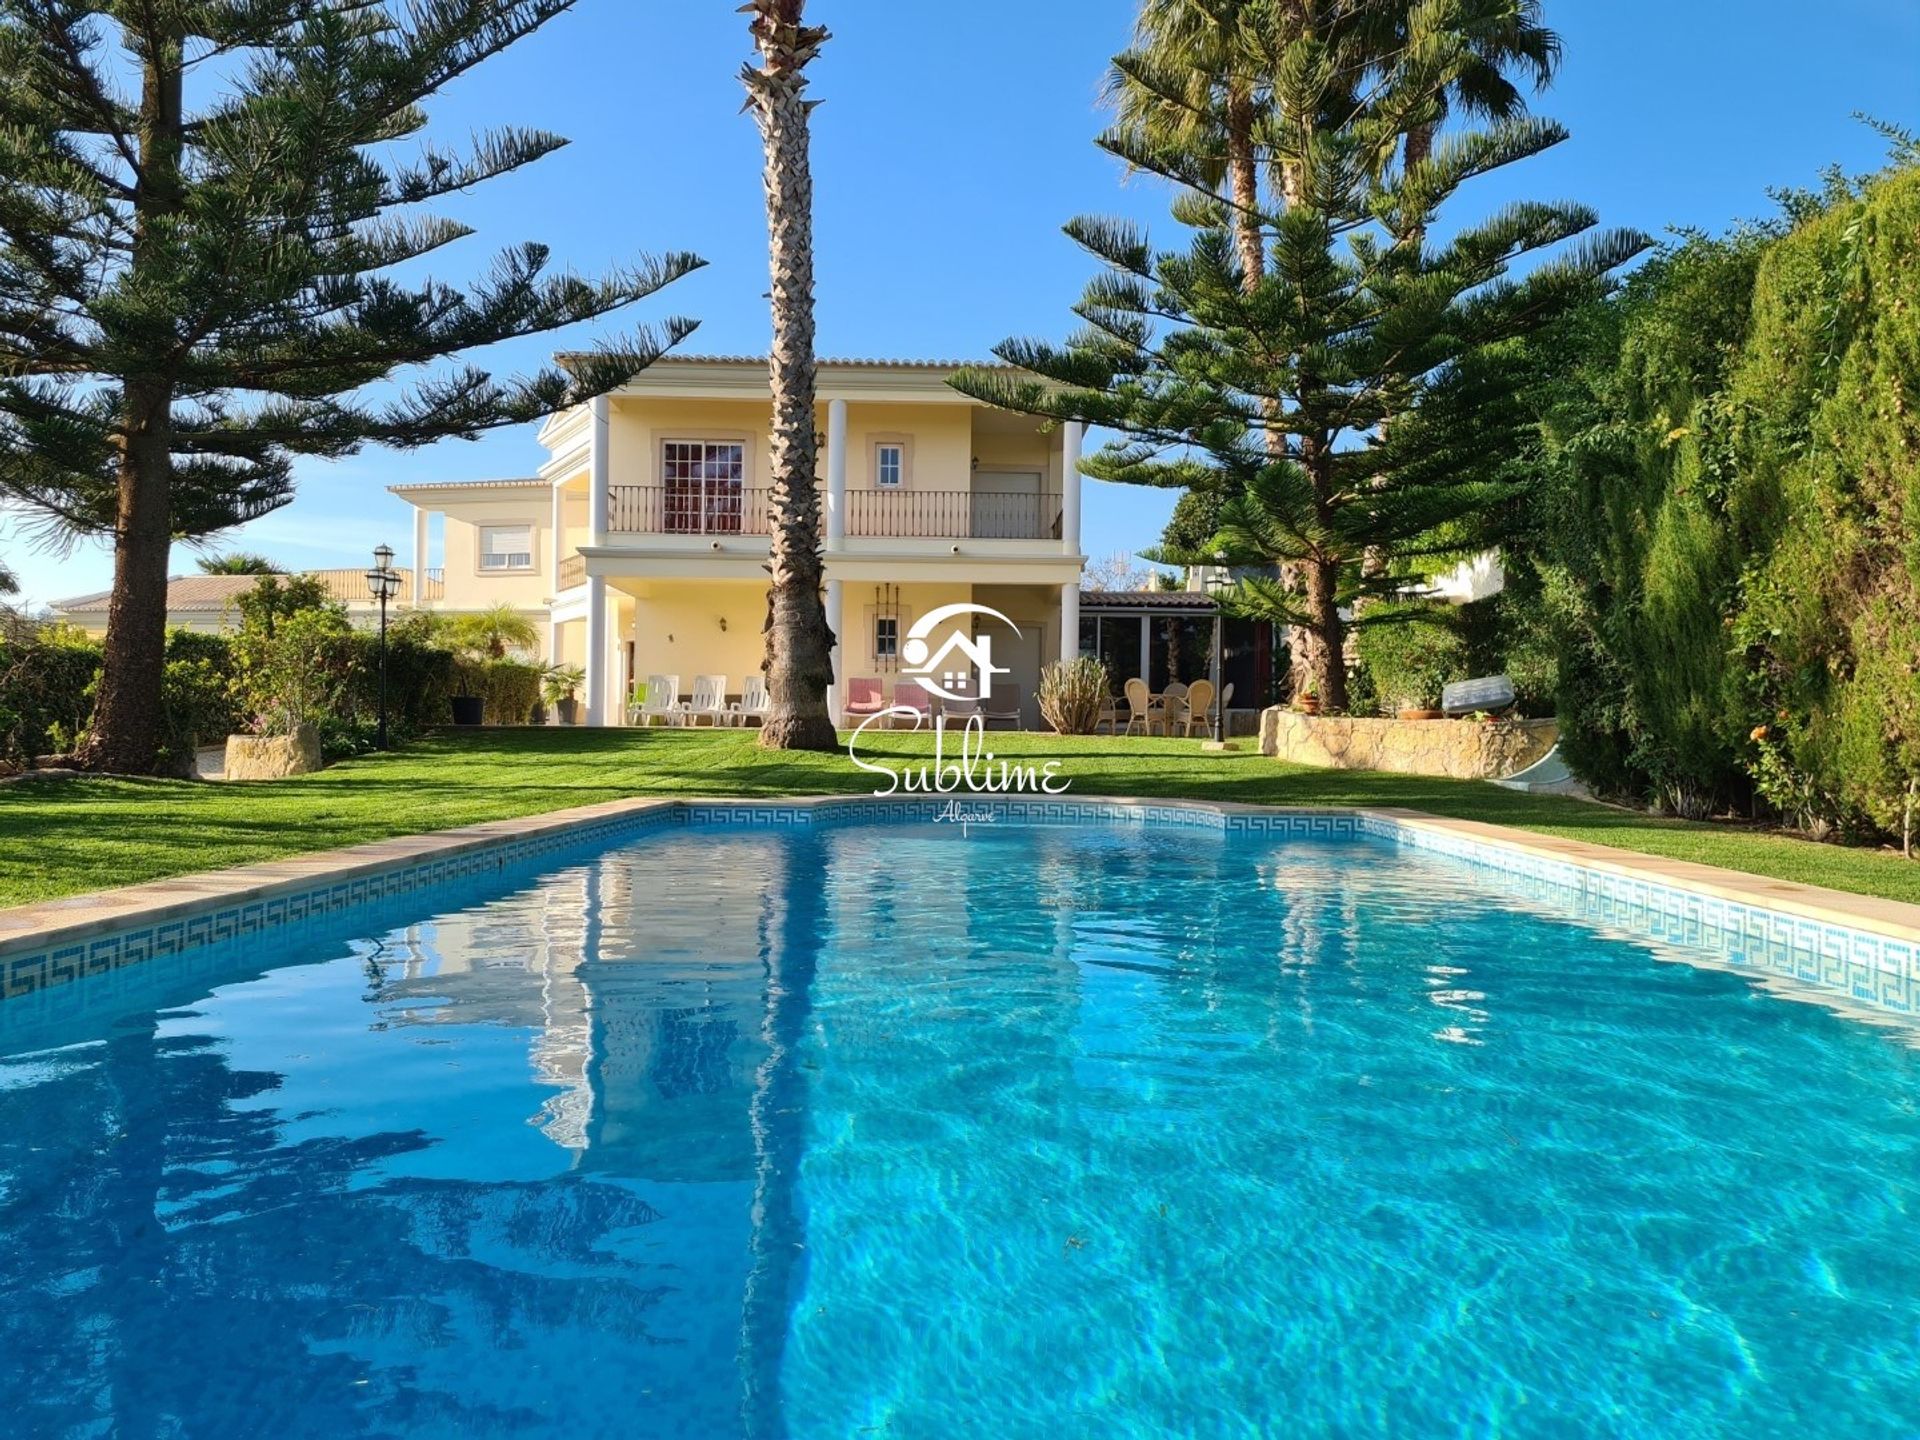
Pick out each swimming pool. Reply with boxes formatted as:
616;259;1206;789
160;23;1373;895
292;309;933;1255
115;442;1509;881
3;809;1918;1437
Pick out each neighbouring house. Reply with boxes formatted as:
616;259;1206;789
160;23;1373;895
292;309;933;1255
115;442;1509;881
48;568;451;636
390;356;1089;728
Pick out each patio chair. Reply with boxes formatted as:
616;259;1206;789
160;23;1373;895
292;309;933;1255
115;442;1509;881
843;676;886;723
633;674;682;727
729;674;770;727
681;674;728;727
1095;690;1125;735
939;693;981;724
1181;679;1215;737
982;683;1022;731
890;683;933;729
1123;677;1155;736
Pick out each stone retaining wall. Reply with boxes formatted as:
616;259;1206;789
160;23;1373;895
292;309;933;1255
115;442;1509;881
1260;709;1558;780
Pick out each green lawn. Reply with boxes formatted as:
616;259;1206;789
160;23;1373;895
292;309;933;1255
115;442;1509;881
3;727;1917;908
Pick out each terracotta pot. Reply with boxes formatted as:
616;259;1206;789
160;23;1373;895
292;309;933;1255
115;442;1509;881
1295;696;1321;715
1397;707;1445;721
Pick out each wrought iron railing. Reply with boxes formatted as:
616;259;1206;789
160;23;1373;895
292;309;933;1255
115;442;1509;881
844;489;1061;540
609;483;774;535
606;484;1062;541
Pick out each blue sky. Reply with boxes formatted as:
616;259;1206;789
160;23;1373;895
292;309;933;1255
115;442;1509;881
7;0;1918;608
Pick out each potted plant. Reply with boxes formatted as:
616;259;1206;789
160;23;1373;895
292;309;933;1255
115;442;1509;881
1294;686;1321;716
542;664;585;725
446;604;539;726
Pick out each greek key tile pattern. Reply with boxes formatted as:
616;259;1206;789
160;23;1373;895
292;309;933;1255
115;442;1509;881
1354;814;1920;1014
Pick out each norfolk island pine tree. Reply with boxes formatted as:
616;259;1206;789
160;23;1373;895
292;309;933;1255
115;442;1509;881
0;1;702;772
957;0;1646;710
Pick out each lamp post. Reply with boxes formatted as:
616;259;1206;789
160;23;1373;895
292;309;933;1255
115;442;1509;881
1204;558;1230;744
365;544;402;750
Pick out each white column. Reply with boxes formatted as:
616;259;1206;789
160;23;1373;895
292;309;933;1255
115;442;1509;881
1060;420;1084;557
584;575;608;726
825;397;847;549
825;578;845;723
547;482;565;660
588;395;611;545
411;505;428;602
1059;582;1080;665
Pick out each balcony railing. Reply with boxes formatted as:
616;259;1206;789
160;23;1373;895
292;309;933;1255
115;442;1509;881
610;484;773;536
558;552;586;589
308;567;444;603
607;485;1062;541
844;490;1062;540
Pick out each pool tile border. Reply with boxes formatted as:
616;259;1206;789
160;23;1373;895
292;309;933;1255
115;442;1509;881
2;794;1916;1016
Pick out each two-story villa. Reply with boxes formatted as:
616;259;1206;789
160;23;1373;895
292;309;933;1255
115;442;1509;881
390;356;1087;727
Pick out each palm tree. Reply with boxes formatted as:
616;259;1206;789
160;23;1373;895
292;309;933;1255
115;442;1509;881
743;0;837;751
1107;0;1322;689
1363;0;1560;173
447;603;539;661
195;551;279;576
1105;0;1273;285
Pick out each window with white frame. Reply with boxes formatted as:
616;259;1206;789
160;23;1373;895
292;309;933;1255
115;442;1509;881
875;442;905;488
479;523;534;571
874;615;899;661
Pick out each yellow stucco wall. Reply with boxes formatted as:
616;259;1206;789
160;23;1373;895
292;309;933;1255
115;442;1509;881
624;582;769;705
434;487;555;611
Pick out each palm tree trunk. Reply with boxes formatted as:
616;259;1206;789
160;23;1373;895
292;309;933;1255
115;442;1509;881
744;0;836;752
1225;85;1263;284
79;27;185;775
1229;84;1317;702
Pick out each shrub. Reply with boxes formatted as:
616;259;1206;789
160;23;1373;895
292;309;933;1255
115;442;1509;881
1038;657;1111;735
1353;603;1469;710
158;643;242;774
233;604;360;740
0;626;100;758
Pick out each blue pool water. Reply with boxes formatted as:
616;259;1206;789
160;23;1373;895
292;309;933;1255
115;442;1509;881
3;820;1920;1438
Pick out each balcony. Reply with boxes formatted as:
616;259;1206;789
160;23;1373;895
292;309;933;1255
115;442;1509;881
558;552;586;589
308;567;444;603
606;485;1062;542
844;490;1062;541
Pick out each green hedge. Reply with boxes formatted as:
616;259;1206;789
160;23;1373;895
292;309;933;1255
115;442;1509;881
1537;157;1920;835
1352;602;1469;710
0;627;100;759
0;607;469;767
451;658;540;725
